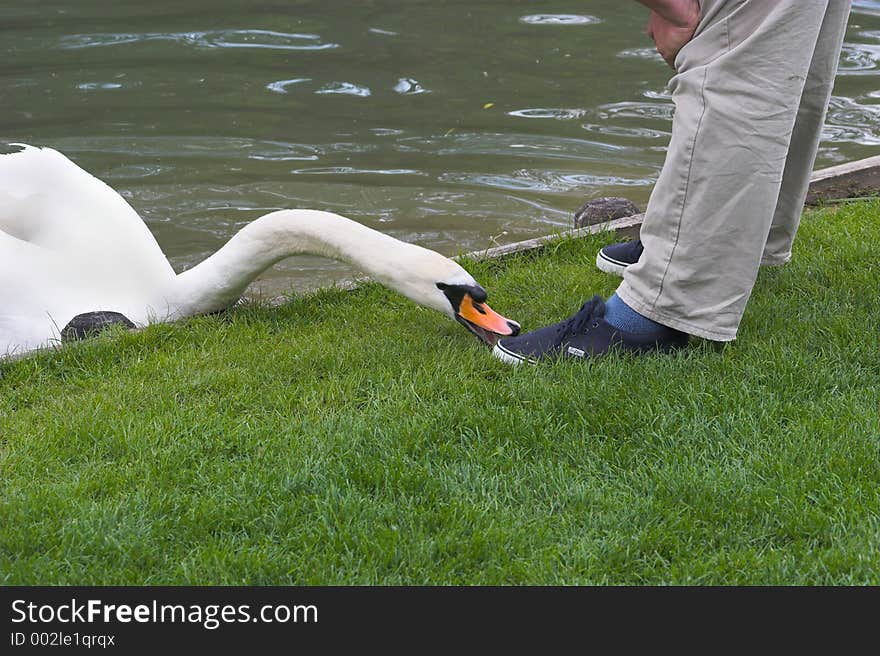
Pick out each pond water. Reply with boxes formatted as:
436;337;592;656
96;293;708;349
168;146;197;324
3;0;879;295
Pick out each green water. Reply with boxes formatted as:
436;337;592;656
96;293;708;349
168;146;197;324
3;0;879;294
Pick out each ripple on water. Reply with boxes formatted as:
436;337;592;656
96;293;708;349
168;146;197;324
823;95;880;145
61;30;339;51
617;47;664;61
315;82;372;97
597;101;674;122
837;42;880;75
248;142;321;161
440;169;656;194
370;128;405;137
581;123;671;140
266;78;311;94
103;164;170;179
61;33;146;48
202;30;337;50
642;89;673;101
507;108;587;120
401;132;624;161
75;82;124;90
46;136;329;162
852;0;880;18
393;78;430;95
519;14;601;26
290;167;427;176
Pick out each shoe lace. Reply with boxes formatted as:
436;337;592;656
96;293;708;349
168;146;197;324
555;297;602;336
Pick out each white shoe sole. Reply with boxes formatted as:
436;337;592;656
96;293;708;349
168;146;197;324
492;342;536;366
595;250;629;277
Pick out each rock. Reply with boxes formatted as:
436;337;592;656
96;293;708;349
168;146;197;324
61;311;136;342
574;197;641;228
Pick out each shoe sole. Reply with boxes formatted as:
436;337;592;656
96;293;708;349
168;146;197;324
595;250;630;277
492;342;536;366
494;337;690;365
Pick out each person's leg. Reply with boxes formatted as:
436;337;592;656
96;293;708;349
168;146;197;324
617;0;836;342
596;0;853;276
493;0;852;364
761;0;853;265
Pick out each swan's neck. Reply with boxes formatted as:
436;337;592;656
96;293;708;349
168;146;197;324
168;210;431;316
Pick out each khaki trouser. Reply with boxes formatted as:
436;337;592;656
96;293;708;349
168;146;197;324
617;0;852;341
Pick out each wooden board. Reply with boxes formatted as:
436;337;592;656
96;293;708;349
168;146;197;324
805;154;880;205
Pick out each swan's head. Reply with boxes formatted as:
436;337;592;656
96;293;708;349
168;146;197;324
435;280;521;346
385;250;520;346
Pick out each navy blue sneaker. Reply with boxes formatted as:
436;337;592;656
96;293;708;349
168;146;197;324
492;296;688;365
596;239;643;276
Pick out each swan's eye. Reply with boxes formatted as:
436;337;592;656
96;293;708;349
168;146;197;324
436;283;491;319
469;287;488;303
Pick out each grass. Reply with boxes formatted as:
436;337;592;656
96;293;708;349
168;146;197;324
1;200;879;585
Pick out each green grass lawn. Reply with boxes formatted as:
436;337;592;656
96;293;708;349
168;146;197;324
2;200;879;585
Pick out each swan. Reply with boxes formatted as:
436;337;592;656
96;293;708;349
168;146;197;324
0;143;520;357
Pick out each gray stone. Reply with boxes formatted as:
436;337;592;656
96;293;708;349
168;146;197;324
574;197;641;228
61;311;136;342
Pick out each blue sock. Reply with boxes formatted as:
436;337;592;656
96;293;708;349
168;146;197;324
604;293;668;336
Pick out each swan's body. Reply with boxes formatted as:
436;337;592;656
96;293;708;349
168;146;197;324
0;144;518;356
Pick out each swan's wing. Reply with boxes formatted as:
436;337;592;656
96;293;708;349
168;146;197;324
0;227;174;354
0;144;178;352
0;144;175;281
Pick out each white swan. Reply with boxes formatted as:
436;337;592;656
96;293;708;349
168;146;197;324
0;143;520;357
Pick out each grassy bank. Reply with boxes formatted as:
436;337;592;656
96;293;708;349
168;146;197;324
2;200;879;585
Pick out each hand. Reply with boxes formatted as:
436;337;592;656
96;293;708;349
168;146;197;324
645;0;700;69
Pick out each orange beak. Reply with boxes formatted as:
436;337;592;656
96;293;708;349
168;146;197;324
456;294;521;347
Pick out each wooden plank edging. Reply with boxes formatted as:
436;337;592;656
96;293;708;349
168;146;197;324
805;154;880;205
456;214;643;263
